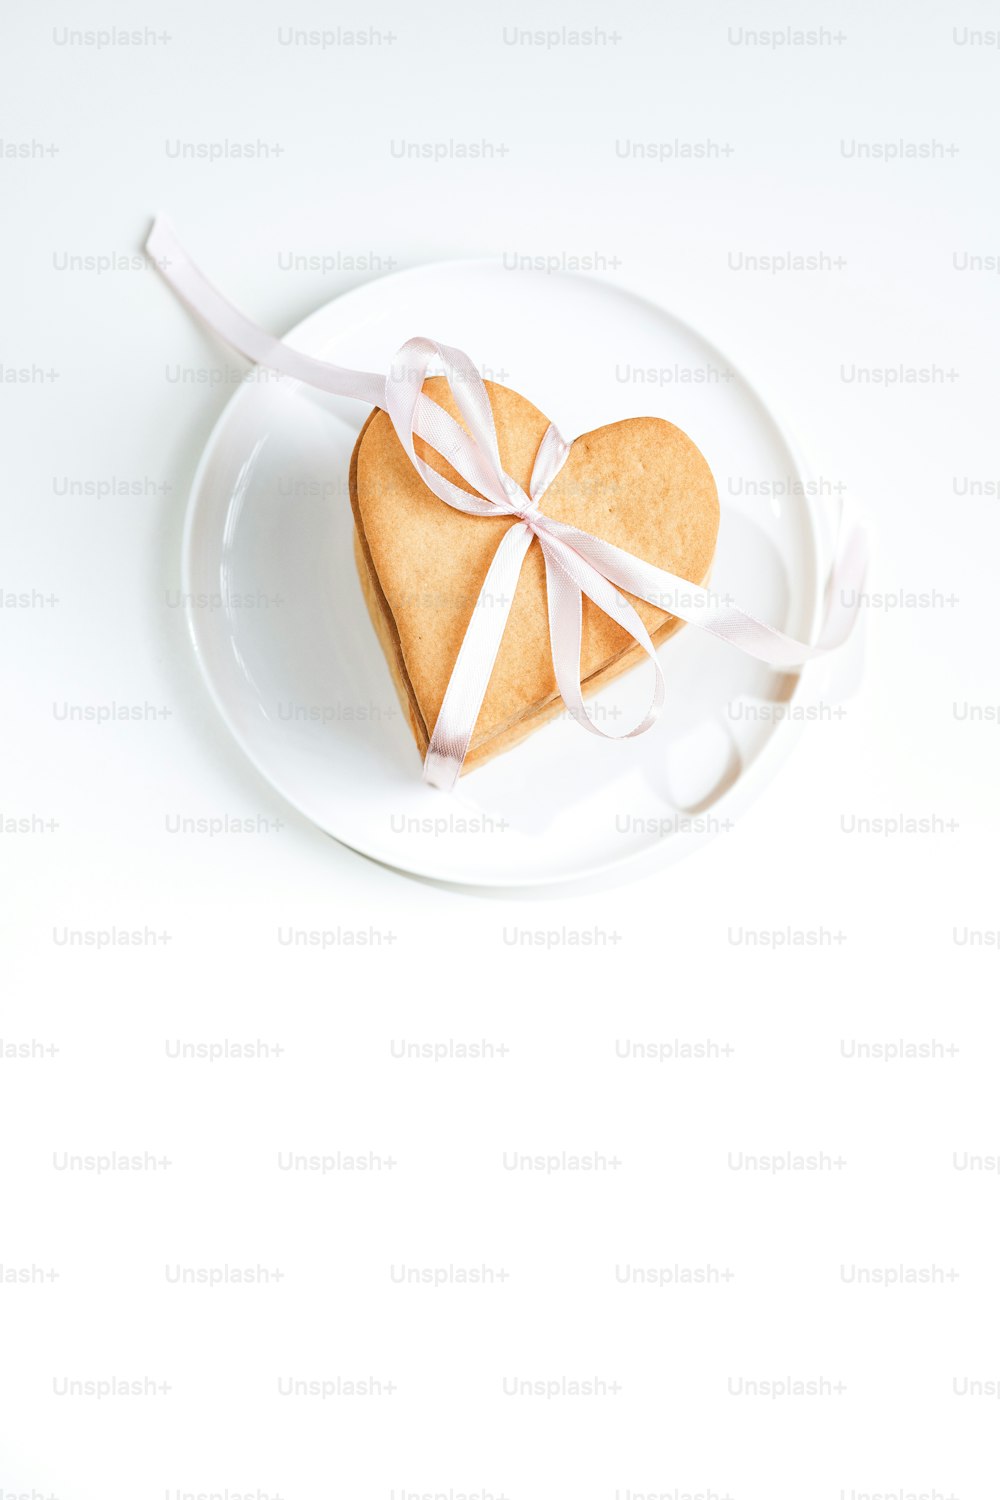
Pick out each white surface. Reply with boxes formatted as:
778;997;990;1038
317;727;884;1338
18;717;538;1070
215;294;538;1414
2;2;997;1496
186;258;825;883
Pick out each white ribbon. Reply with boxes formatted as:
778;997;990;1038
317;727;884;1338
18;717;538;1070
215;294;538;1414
146;218;866;791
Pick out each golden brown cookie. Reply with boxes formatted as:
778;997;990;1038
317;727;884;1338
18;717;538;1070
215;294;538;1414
349;378;718;772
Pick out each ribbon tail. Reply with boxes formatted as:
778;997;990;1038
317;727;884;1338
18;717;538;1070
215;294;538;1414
146;217;387;407
147;219;523;516
423;523;534;790
814;511;868;652
541;536;665;739
543;516;867;671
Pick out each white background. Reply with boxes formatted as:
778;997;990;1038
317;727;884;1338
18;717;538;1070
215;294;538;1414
3;0;999;1496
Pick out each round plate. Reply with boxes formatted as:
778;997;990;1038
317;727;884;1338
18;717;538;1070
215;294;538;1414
183;259;828;887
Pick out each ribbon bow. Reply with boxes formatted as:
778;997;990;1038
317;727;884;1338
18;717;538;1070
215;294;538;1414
147;219;866;791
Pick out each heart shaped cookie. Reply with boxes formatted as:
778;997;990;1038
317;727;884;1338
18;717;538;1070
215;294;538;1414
350;377;719;771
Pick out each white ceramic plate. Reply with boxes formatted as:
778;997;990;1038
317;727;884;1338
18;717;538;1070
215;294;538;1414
183;259;829;886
